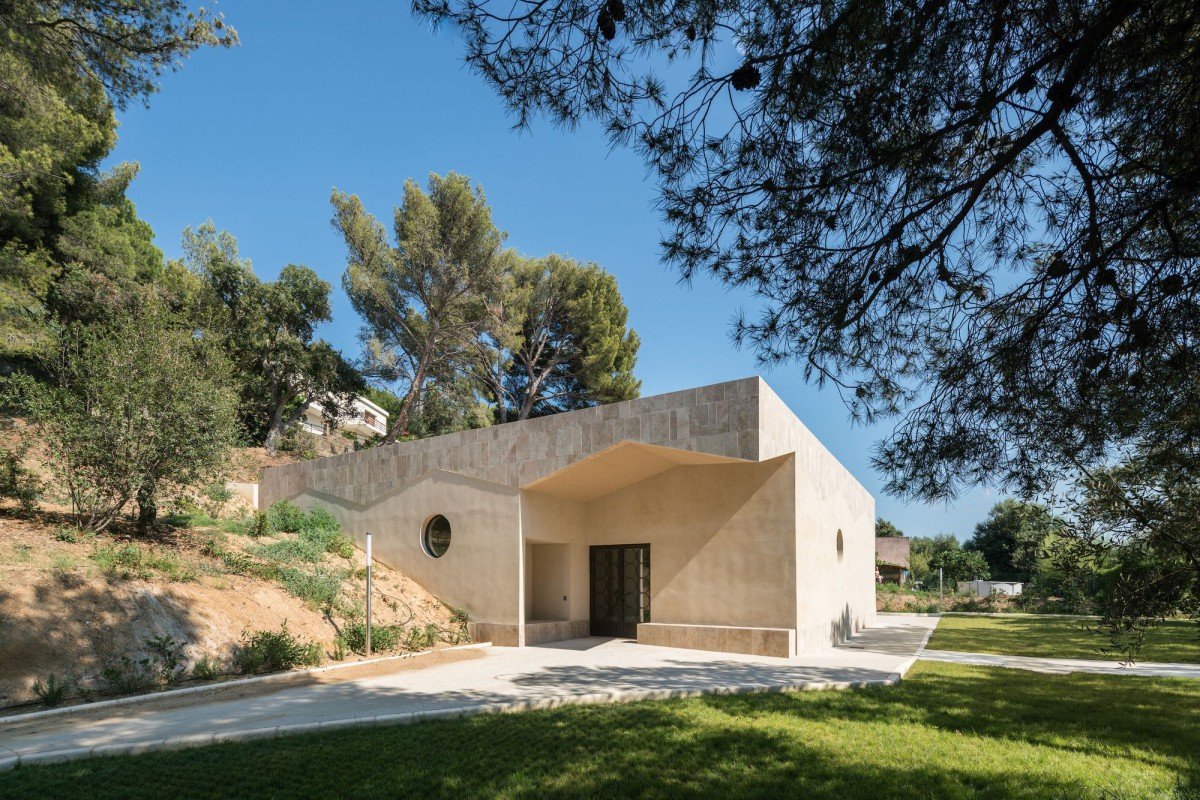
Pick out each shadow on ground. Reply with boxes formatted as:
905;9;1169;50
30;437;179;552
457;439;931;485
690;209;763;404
3;662;1197;799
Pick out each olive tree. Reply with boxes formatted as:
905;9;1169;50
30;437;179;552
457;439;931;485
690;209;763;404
6;305;239;532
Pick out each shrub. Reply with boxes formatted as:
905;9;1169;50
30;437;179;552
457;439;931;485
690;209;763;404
252;537;325;564
32;673;70;707
100;656;159;695
53;527;77;543
303;505;339;533
0;442;40;516
93;543;154;580
192;654;222;681
234;624;322;674
216;549;279;580
409;623;444;650
343;622;404;655
278;565;346;608
332;636;349;661
278;426;319;460
50;553;77;571
267;500;306;533
92;543;197;582
201;482;234;519
249;511;271;537
300;525;354;559
146;635;187;685
448;607;470;643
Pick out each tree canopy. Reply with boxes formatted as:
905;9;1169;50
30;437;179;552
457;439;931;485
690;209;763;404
966;499;1061;580
480;254;640;422
416;0;1198;500
417;0;1200;648
178;222;363;452
333;173;507;443
876;518;905;538
333;173;640;435
1;0;237;368
4;303;239;532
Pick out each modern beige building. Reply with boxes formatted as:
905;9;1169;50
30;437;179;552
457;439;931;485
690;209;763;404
259;377;875;657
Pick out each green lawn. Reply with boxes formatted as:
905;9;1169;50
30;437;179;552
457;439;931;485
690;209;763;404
5;662;1198;799
930;615;1200;663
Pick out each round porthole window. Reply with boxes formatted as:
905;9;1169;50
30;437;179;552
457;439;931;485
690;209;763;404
837;529;844;562
423;515;452;558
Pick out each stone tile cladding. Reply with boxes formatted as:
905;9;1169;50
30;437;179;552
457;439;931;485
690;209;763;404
260;377;763;509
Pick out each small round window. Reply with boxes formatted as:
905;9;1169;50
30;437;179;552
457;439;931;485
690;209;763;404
423;515;452;558
836;529;844;562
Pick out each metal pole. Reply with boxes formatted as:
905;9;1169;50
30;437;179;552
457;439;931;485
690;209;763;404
366;532;372;658
939;566;944;613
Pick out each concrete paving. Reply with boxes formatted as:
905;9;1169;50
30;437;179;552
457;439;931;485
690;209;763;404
0;614;937;769
921;649;1200;677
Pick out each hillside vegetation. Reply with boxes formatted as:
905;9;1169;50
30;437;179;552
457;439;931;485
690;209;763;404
0;476;469;710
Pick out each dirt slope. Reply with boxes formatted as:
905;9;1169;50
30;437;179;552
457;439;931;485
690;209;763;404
0;505;464;709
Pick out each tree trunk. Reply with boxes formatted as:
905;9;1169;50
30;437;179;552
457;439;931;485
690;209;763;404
264;396;289;455
136;481;157;534
383;361;430;445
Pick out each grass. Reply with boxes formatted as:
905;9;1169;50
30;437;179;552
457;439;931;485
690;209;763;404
930;615;1200;663
3;662;1197;799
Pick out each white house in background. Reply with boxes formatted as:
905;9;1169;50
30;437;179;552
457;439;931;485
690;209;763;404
299;394;389;443
958;580;1024;598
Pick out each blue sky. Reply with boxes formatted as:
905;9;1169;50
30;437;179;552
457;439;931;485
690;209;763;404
105;0;1002;540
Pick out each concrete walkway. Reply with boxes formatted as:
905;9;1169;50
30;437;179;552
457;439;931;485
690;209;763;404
0;614;937;770
921;649;1200;677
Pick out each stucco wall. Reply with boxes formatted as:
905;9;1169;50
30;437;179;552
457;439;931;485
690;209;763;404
260;378;763;511
262;376;876;654
530;544;570;621
289;470;521;627
583;457;798;631
758;383;876;650
520;490;589;622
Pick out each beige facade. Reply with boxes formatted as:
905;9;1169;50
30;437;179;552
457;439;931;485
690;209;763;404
259;377;875;656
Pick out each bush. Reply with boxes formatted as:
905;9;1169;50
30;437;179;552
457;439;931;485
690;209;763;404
100;656;159;695
201;482;234;519
32;673;70;707
92;543;197;582
343;621;404;654
146;635;187;685
252;537;326;564
0;442;40;516
278;565;346;608
300;525;354;559
53;527;77;543
192;654;222;681
234;624;323;674
448;607;470;643
304;505;339;533
342;621;452;655
278;425;318;460
267;500;306;533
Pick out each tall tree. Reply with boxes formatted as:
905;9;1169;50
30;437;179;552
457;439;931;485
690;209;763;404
417;0;1200;644
332;173;505;444
180;222;362;452
875;518;905;538
966;500;1061;579
493;255;640;421
1;1;236;367
416;0;1199;496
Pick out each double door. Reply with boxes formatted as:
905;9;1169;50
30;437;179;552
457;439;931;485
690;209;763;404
589;544;650;637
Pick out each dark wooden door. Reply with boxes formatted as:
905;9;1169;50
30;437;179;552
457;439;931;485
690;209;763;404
589;544;650;637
